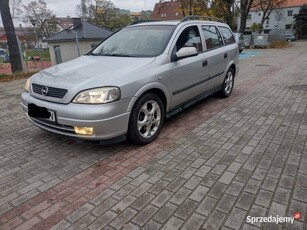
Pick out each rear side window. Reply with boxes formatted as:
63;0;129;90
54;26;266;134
201;25;223;50
219;27;235;45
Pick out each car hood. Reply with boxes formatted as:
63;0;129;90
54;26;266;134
30;55;155;103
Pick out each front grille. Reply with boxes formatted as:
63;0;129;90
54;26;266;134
32;84;68;98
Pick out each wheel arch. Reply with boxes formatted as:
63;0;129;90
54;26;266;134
127;82;170;113
228;62;236;77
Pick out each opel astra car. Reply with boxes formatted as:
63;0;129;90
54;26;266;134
21;16;239;145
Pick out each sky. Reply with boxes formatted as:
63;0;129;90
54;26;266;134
0;0;158;27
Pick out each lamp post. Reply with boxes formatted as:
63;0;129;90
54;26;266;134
71;29;81;57
29;19;43;69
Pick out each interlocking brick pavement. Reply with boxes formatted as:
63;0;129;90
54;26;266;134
0;41;307;229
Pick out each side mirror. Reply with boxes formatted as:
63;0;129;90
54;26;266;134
171;47;198;62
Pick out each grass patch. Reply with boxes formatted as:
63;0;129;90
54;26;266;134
269;39;291;48
0;71;37;82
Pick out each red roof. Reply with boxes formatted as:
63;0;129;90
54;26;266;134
151;0;183;20
0;34;26;41
285;0;307;7
251;0;307;10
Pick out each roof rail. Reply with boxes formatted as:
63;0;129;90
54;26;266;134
181;15;224;23
130;19;162;25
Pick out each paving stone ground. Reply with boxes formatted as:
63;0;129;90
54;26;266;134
0;41;307;230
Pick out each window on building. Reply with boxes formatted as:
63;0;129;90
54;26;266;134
91;44;99;49
54;46;62;64
247;14;251;20
288;10;293;16
285;24;292;29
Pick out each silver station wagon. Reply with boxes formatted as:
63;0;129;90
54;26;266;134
21;16;239;145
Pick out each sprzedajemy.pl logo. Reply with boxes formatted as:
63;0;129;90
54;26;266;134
246;212;301;225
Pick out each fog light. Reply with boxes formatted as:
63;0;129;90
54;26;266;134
74;126;94;135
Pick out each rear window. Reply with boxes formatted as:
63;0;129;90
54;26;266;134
202;25;223;50
219;27;235;45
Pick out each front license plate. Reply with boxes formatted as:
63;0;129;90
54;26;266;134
28;104;56;122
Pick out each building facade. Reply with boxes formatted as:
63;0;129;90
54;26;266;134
245;0;307;34
45;18;112;65
152;0;184;20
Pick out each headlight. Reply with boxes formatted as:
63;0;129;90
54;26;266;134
73;87;120;104
25;78;30;92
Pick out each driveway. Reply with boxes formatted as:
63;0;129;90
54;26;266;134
0;41;306;230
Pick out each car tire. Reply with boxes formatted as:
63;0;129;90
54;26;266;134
127;93;165;145
219;68;234;98
239;49;243;53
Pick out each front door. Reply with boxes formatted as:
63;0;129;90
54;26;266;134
171;25;209;107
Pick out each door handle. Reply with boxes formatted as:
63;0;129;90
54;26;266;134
224;53;228;59
202;60;208;67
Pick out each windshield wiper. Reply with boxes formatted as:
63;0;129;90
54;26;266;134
87;52;135;57
87;52;101;56
106;53;134;57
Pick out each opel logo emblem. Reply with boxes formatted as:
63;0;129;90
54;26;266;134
41;86;48;96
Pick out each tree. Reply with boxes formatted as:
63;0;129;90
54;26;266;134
257;0;286;33
10;0;22;19
221;0;235;28
139;11;152;20
250;22;263;32
179;0;210;17
108;10;131;31
294;4;307;39
76;0;131;31
0;0;23;73
21;0;59;39
178;0;236;27
234;0;259;32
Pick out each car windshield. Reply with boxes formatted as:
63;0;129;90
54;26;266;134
91;25;175;57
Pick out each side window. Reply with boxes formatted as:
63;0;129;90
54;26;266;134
175;26;203;53
219;27;235;45
201;25;223;50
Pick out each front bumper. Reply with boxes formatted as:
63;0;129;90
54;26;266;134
21;92;132;141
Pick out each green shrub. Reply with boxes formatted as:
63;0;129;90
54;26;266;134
270;39;291;48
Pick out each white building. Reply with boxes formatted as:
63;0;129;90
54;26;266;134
45;18;112;65
245;0;307;34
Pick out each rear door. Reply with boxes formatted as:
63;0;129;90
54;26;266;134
201;25;228;91
212;26;237;87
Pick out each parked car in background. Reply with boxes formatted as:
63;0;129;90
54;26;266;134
21;16;239;145
0;48;9;63
281;34;296;42
233;33;244;53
